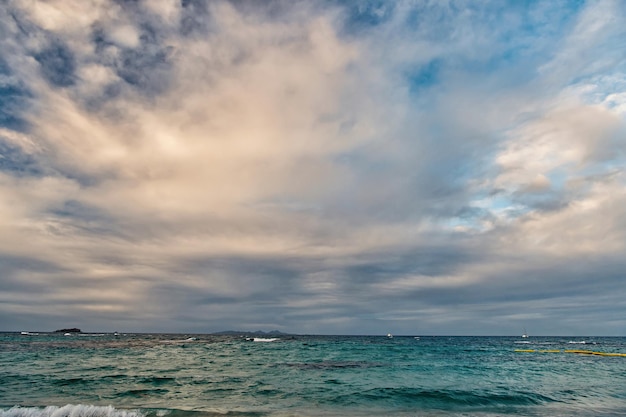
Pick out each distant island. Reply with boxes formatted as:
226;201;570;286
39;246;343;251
54;328;82;333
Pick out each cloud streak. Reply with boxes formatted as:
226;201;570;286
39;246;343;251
0;0;625;335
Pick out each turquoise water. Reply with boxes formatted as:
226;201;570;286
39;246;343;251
2;333;626;416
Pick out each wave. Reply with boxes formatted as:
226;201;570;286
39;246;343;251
0;405;144;417
281;360;386;370
242;337;279;342
345;387;557;409
0;406;265;417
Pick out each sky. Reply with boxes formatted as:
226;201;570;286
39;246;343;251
0;0;625;336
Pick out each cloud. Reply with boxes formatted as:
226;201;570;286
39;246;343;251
0;0;625;335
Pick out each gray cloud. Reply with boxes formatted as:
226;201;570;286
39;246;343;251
0;0;625;335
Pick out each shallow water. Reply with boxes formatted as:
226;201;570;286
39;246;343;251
2;333;626;416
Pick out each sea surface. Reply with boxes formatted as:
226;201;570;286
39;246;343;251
2;333;626;417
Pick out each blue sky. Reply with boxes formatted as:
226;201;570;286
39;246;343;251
0;0;625;335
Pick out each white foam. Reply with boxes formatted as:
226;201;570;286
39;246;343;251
0;405;144;417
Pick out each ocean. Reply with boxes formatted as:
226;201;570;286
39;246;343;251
2;333;626;417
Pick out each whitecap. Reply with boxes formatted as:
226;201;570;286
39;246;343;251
253;337;278;342
0;405;144;417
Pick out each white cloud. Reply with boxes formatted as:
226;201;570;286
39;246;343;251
141;0;181;25
495;102;623;190
107;24;141;49
16;0;105;33
0;127;41;153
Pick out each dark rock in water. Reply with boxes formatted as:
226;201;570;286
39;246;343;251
54;328;82;333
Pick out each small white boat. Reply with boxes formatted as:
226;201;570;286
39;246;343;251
522;328;528;338
387;333;393;338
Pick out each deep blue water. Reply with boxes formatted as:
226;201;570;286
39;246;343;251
2;333;626;416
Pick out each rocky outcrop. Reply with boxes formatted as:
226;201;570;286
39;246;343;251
54;328;82;333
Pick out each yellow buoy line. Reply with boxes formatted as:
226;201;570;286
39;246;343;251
515;349;626;357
